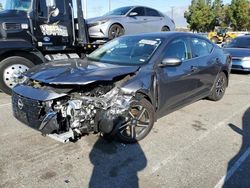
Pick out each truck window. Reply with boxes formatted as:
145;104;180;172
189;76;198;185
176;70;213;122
38;0;65;17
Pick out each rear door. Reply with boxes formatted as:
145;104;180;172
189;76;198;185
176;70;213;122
125;7;147;35
157;37;202;115
190;37;221;95
144;8;164;32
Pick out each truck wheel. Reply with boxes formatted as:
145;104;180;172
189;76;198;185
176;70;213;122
0;56;34;95
208;72;228;101
108;24;125;40
117;98;155;143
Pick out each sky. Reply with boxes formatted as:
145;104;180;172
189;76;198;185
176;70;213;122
85;0;233;27
0;0;233;27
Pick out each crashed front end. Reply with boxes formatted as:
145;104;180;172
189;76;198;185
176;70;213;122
12;76;134;143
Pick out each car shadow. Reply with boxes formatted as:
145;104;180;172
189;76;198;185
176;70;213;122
223;108;250;187
88;137;147;188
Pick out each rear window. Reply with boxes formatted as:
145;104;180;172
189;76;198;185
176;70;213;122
191;38;213;58
145;8;161;17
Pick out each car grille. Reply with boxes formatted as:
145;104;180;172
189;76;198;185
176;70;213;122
12;92;44;130
3;23;21;30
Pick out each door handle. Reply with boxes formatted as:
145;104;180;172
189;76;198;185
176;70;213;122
191;66;199;72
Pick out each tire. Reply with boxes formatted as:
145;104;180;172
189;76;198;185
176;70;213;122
0;56;34;95
116;98;155;143
161;26;170;32
211;37;219;44
208;72;228;101
108;24;125;40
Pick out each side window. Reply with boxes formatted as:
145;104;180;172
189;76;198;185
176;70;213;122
191;38;213;58
38;0;47;17
164;39;190;61
146;8;161;17
38;0;65;17
131;7;145;16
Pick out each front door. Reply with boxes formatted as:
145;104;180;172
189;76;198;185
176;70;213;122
124;7;147;35
34;0;73;51
157;38;202;116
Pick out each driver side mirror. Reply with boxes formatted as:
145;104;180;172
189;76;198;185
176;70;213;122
158;58;182;68
129;12;138;17
45;0;59;23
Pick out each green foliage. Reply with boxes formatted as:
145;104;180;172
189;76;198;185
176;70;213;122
185;0;250;32
184;0;214;32
0;3;2;11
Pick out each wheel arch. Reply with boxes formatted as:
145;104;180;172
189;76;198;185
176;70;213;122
0;50;46;65
162;25;170;30
109;22;125;32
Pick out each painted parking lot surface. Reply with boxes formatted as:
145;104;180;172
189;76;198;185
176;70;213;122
0;73;250;188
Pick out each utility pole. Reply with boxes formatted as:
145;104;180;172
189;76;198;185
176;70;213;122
83;0;87;18
109;0;111;12
171;6;174;20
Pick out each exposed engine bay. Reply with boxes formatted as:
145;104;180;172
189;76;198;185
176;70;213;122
13;74;135;143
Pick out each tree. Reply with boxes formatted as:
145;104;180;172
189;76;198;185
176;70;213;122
184;0;213;32
0;3;2;11
227;0;249;31
211;0;224;27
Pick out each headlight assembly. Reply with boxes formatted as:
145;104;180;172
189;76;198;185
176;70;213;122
97;19;110;25
242;57;250;61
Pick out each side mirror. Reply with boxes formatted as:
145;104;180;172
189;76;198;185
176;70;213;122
45;0;59;23
159;58;182;67
129;12;138;17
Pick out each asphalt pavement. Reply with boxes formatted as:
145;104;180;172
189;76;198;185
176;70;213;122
0;73;250;188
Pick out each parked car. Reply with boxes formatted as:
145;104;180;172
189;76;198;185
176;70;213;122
87;6;175;40
223;35;250;72
12;32;231;143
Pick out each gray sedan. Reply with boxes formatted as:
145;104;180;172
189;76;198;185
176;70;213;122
223;35;250;72
87;6;175;40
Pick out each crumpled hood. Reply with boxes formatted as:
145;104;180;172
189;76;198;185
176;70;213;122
224;48;250;58
24;59;140;85
86;15;124;23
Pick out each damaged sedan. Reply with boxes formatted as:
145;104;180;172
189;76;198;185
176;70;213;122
12;32;231;143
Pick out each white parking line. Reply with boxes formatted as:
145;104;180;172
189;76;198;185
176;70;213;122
0;103;11;107
151;102;250;174
214;147;250;188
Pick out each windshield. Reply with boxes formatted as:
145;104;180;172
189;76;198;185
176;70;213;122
88;36;162;65
0;0;32;12
104;6;133;16
226;37;250;49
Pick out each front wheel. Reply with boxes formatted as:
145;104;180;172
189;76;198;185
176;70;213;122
108;24;125;40
0;56;34;95
208;72;228;101
117;98;155;143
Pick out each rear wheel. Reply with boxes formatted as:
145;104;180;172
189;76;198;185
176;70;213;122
161;26;170;32
117;98;155;143
108;24;125;40
208;72;228;101
0;56;34;95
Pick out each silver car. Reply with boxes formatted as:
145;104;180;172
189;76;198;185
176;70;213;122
87;6;175;40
